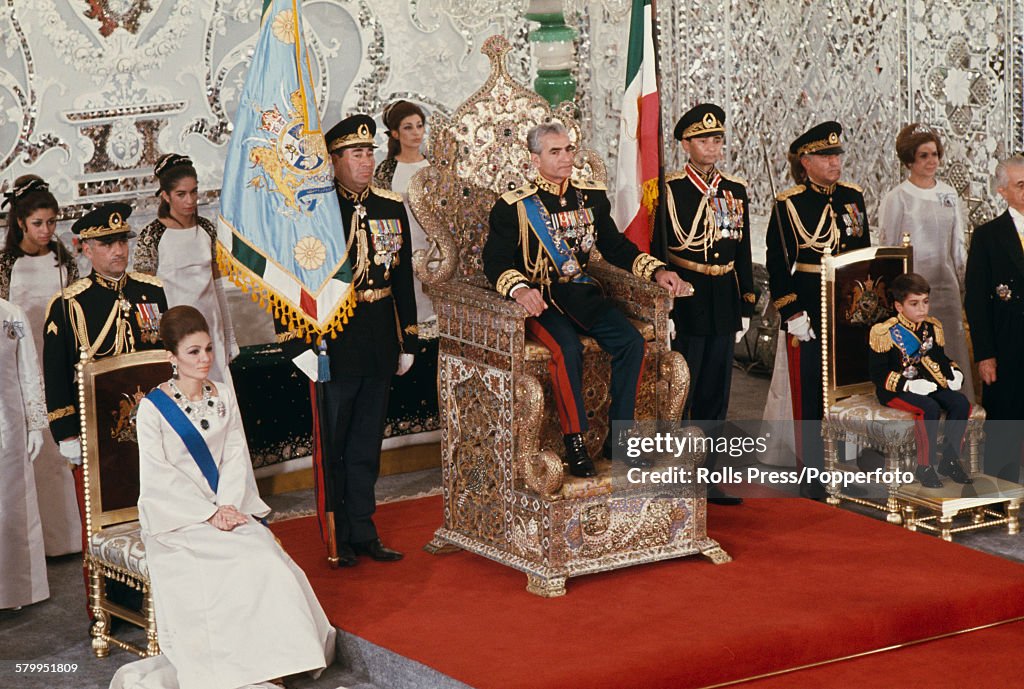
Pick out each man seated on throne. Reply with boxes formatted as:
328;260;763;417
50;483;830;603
482;122;691;478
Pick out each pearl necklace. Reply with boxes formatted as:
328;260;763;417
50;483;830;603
167;379;225;430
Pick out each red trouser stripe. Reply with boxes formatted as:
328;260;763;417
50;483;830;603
526;318;582;434
886;397;931;466
784;335;805;469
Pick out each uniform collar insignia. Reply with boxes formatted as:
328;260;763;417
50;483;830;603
335;181;369;203
534;175;570;197
93;270;127;291
809;181;836;195
896;313;921;332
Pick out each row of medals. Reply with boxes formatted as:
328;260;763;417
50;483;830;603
554;200;595;278
902;334;933;380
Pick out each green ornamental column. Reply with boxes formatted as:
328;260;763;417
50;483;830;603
524;0;577;106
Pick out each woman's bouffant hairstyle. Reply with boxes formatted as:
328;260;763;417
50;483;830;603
154;153;199;219
895;123;944;167
3;175;60;256
160;305;210;354
382;100;427;160
787;152;809;185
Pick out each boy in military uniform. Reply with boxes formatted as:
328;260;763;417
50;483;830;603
483;121;691;478
765;122;871;499
660;103;754;505
42;202;166;611
279;114;417;567
869;273;972;488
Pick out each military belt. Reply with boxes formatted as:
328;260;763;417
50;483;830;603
355;286;392;303
668;255;734;276
794;262;822;274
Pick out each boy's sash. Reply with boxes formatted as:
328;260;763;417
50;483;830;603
890;322;920;358
522;194;594;285
145;388;219;494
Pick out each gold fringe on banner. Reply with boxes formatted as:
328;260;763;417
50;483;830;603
216;243;356;345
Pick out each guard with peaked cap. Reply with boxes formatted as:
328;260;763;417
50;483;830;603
657;103;753;505
278;113;418;567
764;121;870;499
42;202;167;615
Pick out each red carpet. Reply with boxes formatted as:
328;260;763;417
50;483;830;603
733;619;1024;688
272;497;1024;689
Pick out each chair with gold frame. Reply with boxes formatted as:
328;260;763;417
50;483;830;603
409;35;726;597
819;245;1020;539
79;350;171;657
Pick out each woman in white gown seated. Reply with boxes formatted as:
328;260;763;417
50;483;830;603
111;305;334;689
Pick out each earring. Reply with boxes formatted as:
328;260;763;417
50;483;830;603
171;362;179;379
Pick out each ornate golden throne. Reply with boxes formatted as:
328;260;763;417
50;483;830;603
409;35;727;597
819;245;1020;539
79;350;170;657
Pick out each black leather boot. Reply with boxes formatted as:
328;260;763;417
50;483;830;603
937;456;973;484
916;465;943;488
563;433;596;477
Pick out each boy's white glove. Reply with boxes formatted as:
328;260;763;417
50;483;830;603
905;379;938;396
787;313;816;342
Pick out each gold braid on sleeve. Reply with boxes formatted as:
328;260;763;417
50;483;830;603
632;254;666;281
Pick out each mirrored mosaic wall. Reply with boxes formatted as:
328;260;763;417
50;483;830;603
0;1;1020;227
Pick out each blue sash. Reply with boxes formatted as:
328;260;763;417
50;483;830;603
146;389;219;494
889;322;920;357
522;194;594;286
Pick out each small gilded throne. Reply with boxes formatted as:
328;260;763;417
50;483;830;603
410;36;728;597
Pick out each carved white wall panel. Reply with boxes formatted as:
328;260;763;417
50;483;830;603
0;0;1019;233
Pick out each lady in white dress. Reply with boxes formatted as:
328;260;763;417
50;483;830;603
114;305;333;689
0;297;49;609
878;123;974;401
373;101;441;446
0;175;81;556
133;154;237;384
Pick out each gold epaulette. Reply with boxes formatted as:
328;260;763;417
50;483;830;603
925;316;945;346
869;317;897;353
501;183;538;205
129;272;163;287
718;170;748;186
838;180;863;193
573;179;606;191
371;186;403;203
665;170;685;182
776;185;805;201
46;277;91;313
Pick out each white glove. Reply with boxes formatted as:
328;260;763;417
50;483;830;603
58;438;82;465
948;369;964;391
667;319;677;342
397;353;414;376
905;379;938;396
787;313;816;342
735;317;751;344
291;349;319;382
27;430;44;462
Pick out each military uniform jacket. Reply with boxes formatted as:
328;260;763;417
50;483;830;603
483;178;665;329
661;166;755;336
277;184;418;379
868;315;961;405
43;271;167;442
766;181;871;330
964;210;1024;364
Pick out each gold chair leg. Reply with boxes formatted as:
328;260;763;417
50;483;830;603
1008;501;1021;536
886;485;903;525
903;505;917;531
526;573;566;598
939;513;955;541
144;590;160;656
823;434;840;506
88;564;110;658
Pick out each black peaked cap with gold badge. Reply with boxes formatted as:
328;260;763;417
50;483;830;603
71;202;136;242
790;121;844;156
326;114;377;154
674;103;726;141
